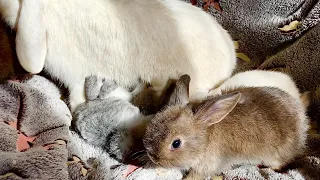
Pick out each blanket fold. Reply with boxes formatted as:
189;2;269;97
0;76;71;180
0;0;319;179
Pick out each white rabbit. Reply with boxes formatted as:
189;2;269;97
209;70;301;100
0;0;236;111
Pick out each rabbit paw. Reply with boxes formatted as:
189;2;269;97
85;75;117;101
85;75;132;101
85;75;105;101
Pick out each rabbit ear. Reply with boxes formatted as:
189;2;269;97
16;0;47;74
0;0;21;28
195;92;241;126
167;74;191;106
300;91;311;108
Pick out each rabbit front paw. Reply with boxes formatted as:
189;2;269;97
85;75;131;101
85;75;117;101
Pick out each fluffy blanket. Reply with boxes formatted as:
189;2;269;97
0;75;319;180
1;0;320;180
0;75;182;180
185;0;320;125
0;76;71;179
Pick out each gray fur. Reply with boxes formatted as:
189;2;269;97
0;147;69;180
84;76;118;101
105;128;132;161
73;75;142;161
0;75;71;180
0;123;18;152
0;84;20;122
0;0;319;179
0;71;318;180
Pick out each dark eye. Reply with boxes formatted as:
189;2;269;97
171;139;181;150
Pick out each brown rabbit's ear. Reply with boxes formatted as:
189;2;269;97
16;0;47;74
195;92;242;126
167;74;191;106
300;91;311;108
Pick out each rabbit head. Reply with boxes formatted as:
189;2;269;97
143;75;242;169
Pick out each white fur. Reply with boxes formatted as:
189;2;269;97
16;0;47;74
0;0;236;111
106;86;133;102
209;70;301;100
0;0;19;28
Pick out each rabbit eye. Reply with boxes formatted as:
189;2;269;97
171;139;181;150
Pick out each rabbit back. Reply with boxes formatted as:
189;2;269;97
209;70;301;100
39;0;235;103
205;87;308;171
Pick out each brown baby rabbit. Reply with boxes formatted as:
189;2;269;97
143;74;309;180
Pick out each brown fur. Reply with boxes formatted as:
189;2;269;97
306;87;320;124
0;20;27;83
132;75;190;115
300;91;311;108
132;85;159;115
0;20;15;82
143;75;309;179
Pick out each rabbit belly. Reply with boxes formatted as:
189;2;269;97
41;0;236;110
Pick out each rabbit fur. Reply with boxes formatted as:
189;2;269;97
0;0;236;111
209;70;301;100
73;75;152;162
143;75;309;179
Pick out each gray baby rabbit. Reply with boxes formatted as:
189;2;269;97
73;75;149;162
143;75;309;180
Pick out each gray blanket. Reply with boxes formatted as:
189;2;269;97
0;76;71;180
1;0;320;179
1;75;319;180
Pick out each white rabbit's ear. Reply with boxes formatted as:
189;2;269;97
0;0;21;28
16;0;47;74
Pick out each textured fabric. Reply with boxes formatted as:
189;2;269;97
0;76;71;180
0;51;319;180
184;0;320;140
183;0;319;74
0;0;320;179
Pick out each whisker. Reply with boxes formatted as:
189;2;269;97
169;161;174;167
141;155;154;166
136;155;147;163
143;160;155;168
142;155;150;162
129;149;144;154
141;158;149;165
129;150;146;158
131;152;147;160
137;154;147;163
